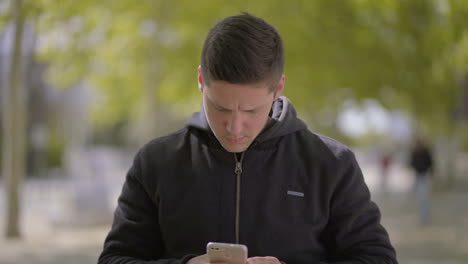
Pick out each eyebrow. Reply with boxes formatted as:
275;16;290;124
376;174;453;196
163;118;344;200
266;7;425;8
212;100;264;112
212;102;230;111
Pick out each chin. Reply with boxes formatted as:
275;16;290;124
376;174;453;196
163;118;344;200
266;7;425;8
222;143;248;153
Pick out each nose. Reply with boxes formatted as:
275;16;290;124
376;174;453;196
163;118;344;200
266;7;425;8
226;112;243;136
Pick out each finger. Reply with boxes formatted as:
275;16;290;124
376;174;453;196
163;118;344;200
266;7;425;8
246;256;280;264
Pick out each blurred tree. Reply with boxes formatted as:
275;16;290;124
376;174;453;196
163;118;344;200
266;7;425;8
2;0;26;238
343;0;468;181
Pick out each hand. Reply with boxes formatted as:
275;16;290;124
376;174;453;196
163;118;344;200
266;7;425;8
187;254;228;264
187;254;209;264
187;254;280;264
247;256;281;264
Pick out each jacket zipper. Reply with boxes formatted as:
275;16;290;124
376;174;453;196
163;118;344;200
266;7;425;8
234;152;245;244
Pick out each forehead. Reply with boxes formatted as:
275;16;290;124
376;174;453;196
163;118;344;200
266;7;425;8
205;81;274;108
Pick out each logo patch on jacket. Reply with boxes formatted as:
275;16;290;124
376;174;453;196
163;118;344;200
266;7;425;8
287;190;304;197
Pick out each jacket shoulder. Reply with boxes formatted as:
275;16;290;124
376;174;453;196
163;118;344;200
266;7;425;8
142;128;188;151
129;128;190;187
297;130;355;163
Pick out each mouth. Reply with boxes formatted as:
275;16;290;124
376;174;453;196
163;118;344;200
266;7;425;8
226;137;245;144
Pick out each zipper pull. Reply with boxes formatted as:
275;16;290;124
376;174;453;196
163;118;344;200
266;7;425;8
235;161;242;175
233;152;244;175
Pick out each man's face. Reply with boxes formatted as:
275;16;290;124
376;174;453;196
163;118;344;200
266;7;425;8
198;67;284;153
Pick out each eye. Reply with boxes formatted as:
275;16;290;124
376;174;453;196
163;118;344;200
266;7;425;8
215;106;230;112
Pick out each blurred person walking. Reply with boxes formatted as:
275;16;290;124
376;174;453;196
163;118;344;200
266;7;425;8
409;137;433;224
379;151;393;193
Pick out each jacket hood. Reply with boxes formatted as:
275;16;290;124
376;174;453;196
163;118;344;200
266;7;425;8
185;96;307;144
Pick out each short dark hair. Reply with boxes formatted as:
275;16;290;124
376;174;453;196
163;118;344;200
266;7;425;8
201;12;284;91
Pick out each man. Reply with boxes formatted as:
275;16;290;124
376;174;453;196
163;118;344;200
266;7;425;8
409;137;433;224
99;13;397;264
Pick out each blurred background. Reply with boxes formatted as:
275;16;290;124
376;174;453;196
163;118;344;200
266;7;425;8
0;0;467;263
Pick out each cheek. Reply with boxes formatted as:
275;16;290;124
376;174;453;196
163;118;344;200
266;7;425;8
249;114;268;129
207;110;226;128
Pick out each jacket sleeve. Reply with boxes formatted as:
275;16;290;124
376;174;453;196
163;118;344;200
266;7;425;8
98;151;196;264
321;150;398;264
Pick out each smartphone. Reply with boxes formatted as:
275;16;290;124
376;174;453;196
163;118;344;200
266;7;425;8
206;242;248;264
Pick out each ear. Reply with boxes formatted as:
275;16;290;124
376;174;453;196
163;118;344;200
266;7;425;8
198;65;204;92
273;74;285;100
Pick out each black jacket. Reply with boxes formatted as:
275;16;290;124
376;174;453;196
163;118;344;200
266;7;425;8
99;97;397;264
410;146;433;174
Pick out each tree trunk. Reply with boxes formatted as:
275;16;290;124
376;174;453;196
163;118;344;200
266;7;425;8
2;0;26;239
